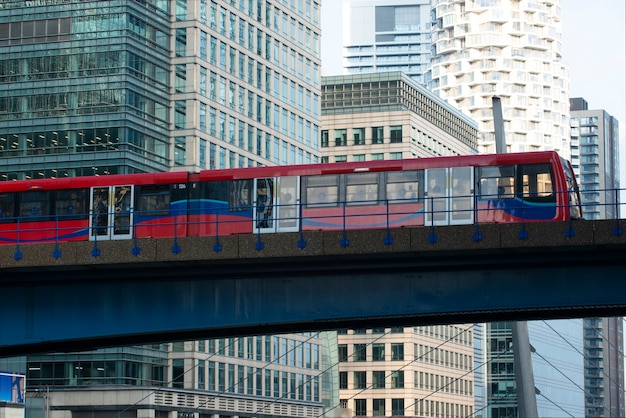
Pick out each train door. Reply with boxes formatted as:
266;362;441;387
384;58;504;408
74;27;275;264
425;167;474;226
89;185;134;240
253;176;300;233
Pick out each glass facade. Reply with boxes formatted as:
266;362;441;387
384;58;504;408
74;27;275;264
0;1;172;179
0;0;322;179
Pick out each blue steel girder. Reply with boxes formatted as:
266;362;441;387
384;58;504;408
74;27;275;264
0;220;626;356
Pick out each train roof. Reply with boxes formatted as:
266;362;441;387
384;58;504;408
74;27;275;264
0;151;564;192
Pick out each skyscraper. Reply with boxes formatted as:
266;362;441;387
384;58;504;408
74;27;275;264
582;318;625;418
1;2;331;417
0;0;172;179
341;0;432;84
569;97;621;220
428;0;571;157
172;0;322;171
0;0;323;180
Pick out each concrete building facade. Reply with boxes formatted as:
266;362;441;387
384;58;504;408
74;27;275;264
321;72;478;163
337;326;475;417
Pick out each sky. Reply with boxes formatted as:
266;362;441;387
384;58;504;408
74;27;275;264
320;0;626;144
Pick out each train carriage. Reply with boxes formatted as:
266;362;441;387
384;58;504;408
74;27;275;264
0;151;582;246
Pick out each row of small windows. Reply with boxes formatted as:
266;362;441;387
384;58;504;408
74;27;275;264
1;88;168;127
195;0;320;27
339;342;472;370
190;361;320;402
340;370;472;396
0;13;169;52
192;337;320;369
340;370;406;390
175;135;318;170
0;127;168;166
321;126;402;147
339;343;405;362
343;398;473;418
339;326;473;346
322;152;404;164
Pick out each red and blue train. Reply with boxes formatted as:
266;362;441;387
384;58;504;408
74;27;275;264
0;151;582;245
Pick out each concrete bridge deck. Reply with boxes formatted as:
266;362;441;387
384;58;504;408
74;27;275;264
1;219;625;356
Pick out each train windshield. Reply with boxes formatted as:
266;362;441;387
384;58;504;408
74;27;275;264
561;157;583;219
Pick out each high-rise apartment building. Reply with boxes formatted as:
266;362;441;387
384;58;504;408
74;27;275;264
428;0;571;157
341;0;432;84
569;97;620;220
337;326;476;417
0;0;322;180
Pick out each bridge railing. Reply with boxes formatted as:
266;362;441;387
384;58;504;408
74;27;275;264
0;187;623;252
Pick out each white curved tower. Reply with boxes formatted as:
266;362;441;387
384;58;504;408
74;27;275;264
428;0;570;157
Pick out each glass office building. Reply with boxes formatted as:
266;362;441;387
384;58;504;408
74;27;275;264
0;0;172;179
0;0;322;179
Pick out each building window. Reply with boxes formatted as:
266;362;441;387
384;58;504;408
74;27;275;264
392;398;405;416
355;399;367;416
353;127;365;145
372;371;385;389
335;129;347;146
338;344;348;362
354;371;366;389
174;136;186;166
354;344;366;361
339;371;347;389
391;343;404;360
371;153;384;160
372;126;384;144
390;125;402;143
321;130;328;147
390;152;403;160
391;370;404;388
373;399;385;416
372;343;385;361
335;155;347;162
353;154;365;162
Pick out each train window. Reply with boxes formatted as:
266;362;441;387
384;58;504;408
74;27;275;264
55;189;88;219
519;163;554;202
346;173;379;206
477;166;515;199
19;190;51;219
386;171;420;203
229;180;251;212
0;193;16;221
305;175;338;208
138;185;170;216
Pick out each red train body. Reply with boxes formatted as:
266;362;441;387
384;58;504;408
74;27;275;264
0;151;582;245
